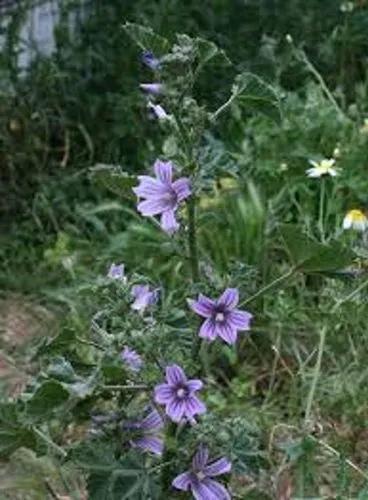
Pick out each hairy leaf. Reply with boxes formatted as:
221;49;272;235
123;22;169;55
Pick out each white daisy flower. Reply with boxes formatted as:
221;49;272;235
343;209;368;232
360;118;368;135
306;158;339;178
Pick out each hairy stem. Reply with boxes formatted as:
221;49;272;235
160;422;176;495
33;427;67;458
187;196;199;283
318;177;326;243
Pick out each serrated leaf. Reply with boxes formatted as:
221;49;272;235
90;164;136;199
123;22;169;55
231;71;281;122
26;381;69;420
194;37;230;71
37;326;76;357
280;224;353;273
0;403;38;458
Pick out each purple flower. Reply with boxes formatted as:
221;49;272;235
133;159;191;234
139;83;163;95
121;346;143;373
131;284;159;313
107;263;125;280
125;408;164;456
188;288;253;345
154;365;206;423
172;444;232;499
147;101;169;120
141;50;161;70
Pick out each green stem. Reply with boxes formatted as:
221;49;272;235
332;278;368;313
304;325;327;425
211;93;236;122
160;422;176;495
33;427;67;458
187;197;199;283
240;267;296;306
291;44;345;119
101;384;148;391
318;178;326;243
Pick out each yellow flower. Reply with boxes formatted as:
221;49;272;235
306;158;339;178
343;209;368;231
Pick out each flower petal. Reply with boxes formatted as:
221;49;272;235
191;479;215;500
203;457;232;477
199;319;217;340
140;409;164;430
166;399;185;422
166;364;187;385
139;83;163;95
154;384;174;404
131;436;164;456
172;472;193;491
187;379;203;392
138;198;169;216
133;176;167;198
161;209;180;234
306;168;321;178
188;295;216;318
192;444;209;471
217;322;237;345
172;178;191;202
148;102;169;120
228;309;253;330
154;159;173;184
217;288;239;310
202;478;231;499
185;396;206;418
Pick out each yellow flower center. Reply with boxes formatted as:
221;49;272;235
348;209;366;223
315;159;335;174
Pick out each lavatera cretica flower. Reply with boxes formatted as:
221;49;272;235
124;407;164;456
154;365;206;423
188;288;253;345
133;160;191;234
120;346;143;373
172;444;232;500
107;263;125;281
131;284;159;313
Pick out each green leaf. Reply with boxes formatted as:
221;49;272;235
280;224;353;273
0;403;38;458
90;164;136;199
193;37;230;72
231;71;281;122
37;325;76;357
72;441;149;499
46;356;77;383
26;381;69;420
279;436;317;462
123;22;169;55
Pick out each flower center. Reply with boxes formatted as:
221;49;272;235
161;189;177;209
176;386;188;399
350;209;366;222
196;471;206;481
215;312;225;322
